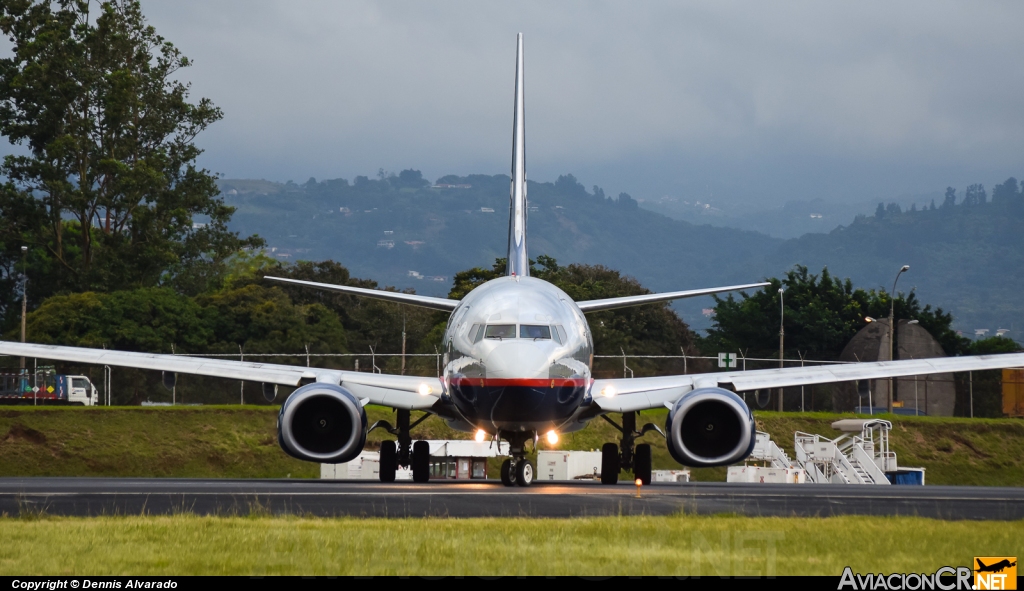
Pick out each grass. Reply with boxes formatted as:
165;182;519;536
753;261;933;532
0;514;1019;576
0;406;1022;485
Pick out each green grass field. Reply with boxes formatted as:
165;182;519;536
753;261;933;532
0;406;1022;485
0;514;1019;576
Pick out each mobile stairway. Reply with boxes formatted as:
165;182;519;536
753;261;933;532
794;419;900;485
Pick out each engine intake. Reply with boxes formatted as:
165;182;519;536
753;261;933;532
278;383;367;463
665;387;755;467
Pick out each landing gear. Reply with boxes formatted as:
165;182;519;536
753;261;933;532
500;457;533;487
500;459;516;486
371;408;431;483
412;440;430;483
601;442;619;485
516;459;534;486
379;440;397;483
600;411;663;485
634;443;652;485
498;432;534;487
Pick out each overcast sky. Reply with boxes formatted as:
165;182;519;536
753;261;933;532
134;2;1024;205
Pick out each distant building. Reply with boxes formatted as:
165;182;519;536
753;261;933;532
702;308;716;317
383;230;394;235
432;183;472;189
975;329;990;337
809;213;823;219
480;207;495;213
404;240;425;248
996;329;1011;337
377;240;395;249
408;270;423;279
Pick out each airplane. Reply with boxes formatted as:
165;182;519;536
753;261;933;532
976;559;1016;574
3;33;1024;487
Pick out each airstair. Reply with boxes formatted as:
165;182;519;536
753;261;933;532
794;419;895;485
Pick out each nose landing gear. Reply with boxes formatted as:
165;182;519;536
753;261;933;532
499;432;534;487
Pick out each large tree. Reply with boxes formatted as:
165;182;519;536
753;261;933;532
0;0;260;329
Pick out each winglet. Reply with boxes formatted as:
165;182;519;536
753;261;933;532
507;33;529;277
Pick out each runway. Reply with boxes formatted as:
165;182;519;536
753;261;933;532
0;478;1022;519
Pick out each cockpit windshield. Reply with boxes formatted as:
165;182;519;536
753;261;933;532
484;324;517;340
519;325;551;340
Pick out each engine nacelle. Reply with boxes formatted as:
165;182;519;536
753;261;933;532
278;383;367;463
665;387;756;467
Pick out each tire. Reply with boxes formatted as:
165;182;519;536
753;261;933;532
601;442;619;485
379;440;397;483
515;460;533;487
500;459;516;486
634;443;652;485
412;440;430;483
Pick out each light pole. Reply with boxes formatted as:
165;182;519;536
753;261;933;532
778;287;784;412
19;246;28;373
888;265;910;414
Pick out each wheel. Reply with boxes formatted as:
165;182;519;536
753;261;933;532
634;443;652;485
515;459;533;487
379;440;397;483
500;459;517;486
601;442;619;485
412;440;430;483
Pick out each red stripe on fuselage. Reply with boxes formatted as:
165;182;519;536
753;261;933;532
449;377;590;388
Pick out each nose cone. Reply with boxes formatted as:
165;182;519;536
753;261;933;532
483;340;551;379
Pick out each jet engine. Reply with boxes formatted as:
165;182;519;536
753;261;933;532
278;383;367;463
665;387;756;467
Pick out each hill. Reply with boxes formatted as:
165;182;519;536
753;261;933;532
217;173;1024;336
1;407;1021;486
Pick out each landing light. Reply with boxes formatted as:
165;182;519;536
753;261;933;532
475;429;486;443
600;385;616;398
546;430;558;445
418;383;433;396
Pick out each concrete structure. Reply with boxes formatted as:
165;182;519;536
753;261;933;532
834;318;954;415
652;470;690;483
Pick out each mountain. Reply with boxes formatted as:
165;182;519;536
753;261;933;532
216;173;1024;338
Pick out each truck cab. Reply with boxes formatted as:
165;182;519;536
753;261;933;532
61;375;98;406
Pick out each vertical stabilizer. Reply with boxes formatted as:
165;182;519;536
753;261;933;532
507;33;529;277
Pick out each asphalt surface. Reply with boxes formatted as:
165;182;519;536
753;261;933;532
0;478;1021;519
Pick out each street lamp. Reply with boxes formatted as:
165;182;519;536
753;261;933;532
19;246;27;373
888;265;910;413
778;287;784;412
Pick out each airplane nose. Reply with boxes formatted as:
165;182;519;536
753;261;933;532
484;341;549;379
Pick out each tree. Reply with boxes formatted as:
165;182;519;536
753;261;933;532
703;265;969;361
992;177;1020;204
941;187;957;209
0;0;261;326
963;184;987;207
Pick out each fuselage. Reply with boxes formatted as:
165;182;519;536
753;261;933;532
442;276;593;434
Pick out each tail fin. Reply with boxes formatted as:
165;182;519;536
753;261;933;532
507;33;528;277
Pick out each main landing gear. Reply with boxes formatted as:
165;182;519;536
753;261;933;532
600;411;663;486
372;409;431;483
499;432;534;487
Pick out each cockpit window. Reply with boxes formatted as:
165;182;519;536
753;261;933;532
520;325;551;340
484;324;516;340
469;324;483;343
553;325;567;345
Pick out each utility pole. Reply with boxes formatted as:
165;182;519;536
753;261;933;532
888;265;910;414
969;371;974;418
778;287;784;412
239;344;244;405
19;246;28;373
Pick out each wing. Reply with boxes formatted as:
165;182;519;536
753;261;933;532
0;341;441;410
593;352;1024;413
265;276;460;312
575;282;770;313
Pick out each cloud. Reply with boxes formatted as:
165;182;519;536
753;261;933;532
40;1;1024;202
